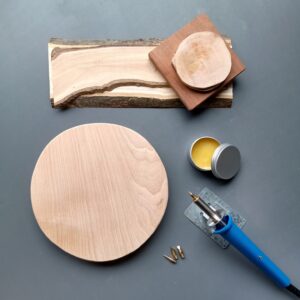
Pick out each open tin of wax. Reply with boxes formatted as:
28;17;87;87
189;136;241;180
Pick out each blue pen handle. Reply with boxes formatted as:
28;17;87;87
214;215;290;288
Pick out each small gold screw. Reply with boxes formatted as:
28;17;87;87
170;247;178;260
163;255;177;264
176;245;185;259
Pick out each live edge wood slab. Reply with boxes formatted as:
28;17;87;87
149;14;246;110
49;38;233;108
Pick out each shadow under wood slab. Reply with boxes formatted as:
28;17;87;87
48;38;233;108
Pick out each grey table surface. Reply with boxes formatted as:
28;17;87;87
1;0;300;299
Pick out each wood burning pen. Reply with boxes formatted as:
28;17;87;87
188;192;300;298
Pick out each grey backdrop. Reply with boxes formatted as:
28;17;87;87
1;0;300;299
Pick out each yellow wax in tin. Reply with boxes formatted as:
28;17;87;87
191;137;220;170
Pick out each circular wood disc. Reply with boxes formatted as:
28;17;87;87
172;31;232;90
31;124;168;262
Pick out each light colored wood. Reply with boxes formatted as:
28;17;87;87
49;38;233;108
65;85;233;108
149;15;246;110
51;43;166;107
31;123;168;262
172;32;232;90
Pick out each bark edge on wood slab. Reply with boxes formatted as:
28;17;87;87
49;38;233;108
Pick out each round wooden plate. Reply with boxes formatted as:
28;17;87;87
172;31;232;90
31;123;168;262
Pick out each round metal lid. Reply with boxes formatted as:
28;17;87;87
211;144;241;180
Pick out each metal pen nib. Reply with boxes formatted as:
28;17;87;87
188;192;225;227
188;191;199;202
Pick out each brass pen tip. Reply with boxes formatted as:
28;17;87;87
188;191;199;202
163;255;176;264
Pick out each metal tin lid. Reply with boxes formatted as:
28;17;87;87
211;144;241;180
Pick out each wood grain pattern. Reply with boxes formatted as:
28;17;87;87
149;14;246;110
31;124;168;262
49;38;233;108
172;32;232;90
